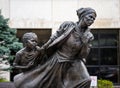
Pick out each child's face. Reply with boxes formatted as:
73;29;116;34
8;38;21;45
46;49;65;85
26;37;38;49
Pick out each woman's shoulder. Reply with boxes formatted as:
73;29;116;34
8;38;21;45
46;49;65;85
60;21;75;27
58;21;76;32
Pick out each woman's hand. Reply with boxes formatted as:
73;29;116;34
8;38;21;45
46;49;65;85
82;31;94;44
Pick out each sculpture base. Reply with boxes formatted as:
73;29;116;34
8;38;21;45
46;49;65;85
0;82;16;88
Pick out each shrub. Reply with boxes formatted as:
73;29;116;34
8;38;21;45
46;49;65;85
98;79;113;88
0;10;23;64
0;77;9;82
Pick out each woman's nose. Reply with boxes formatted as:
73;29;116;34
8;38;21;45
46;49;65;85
90;18;94;21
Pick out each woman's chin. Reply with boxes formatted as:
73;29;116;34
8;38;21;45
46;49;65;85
87;22;93;26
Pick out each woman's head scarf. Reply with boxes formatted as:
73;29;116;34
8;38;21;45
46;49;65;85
76;7;97;20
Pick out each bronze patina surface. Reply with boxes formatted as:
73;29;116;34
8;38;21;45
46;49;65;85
13;7;97;88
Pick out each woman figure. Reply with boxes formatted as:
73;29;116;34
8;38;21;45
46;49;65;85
14;7;96;88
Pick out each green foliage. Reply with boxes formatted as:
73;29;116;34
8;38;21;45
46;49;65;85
0;10;23;63
0;77;9;82
98;79;113;88
8;42;23;52
0;46;10;55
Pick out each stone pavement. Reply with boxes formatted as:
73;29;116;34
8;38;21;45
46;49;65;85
0;82;120;88
0;82;16;88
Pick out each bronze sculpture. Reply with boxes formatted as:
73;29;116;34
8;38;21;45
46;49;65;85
13;7;97;88
13;32;40;72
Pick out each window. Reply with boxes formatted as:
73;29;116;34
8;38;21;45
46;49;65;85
86;29;120;84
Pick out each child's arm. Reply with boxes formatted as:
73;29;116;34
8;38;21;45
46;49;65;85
13;61;34;69
13;53;34;70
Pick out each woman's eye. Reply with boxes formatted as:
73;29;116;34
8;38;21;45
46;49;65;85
89;16;93;18
31;40;35;42
90;16;95;20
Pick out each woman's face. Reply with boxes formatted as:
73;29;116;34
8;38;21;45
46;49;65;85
82;13;96;26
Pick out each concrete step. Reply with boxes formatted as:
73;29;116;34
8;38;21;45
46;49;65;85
90;86;120;88
0;82;120;88
0;82;16;88
114;86;120;88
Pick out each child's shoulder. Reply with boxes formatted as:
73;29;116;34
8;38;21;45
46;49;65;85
16;48;26;56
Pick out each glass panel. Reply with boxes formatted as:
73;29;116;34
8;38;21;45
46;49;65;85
89;29;119;84
87;67;100;76
87;66;119;83
99;33;117;47
92;34;99;47
86;48;99;65
100;48;117;65
99;67;119;83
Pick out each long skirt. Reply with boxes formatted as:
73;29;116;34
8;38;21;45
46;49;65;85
14;53;91;88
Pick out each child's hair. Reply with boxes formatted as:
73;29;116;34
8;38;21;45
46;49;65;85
22;32;38;45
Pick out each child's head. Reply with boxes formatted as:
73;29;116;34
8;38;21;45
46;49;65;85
22;32;38;49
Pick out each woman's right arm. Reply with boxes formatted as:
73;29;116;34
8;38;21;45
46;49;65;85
41;22;68;49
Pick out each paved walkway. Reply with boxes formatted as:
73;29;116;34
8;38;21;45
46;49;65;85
0;82;120;88
0;82;16;88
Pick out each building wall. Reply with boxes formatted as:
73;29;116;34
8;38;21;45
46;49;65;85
1;0;120;84
0;0;120;33
0;0;10;18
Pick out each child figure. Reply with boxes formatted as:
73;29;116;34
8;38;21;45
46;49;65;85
13;32;40;72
